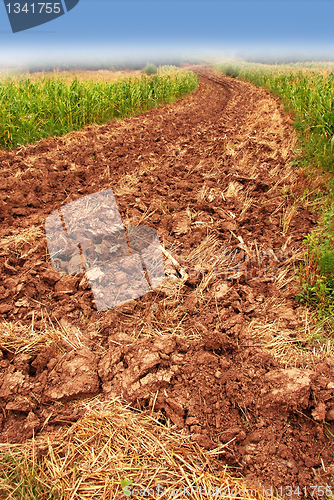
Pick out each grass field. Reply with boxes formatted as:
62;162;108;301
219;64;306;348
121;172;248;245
215;61;334;327
0;66;198;150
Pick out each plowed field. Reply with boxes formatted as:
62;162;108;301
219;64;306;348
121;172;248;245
1;70;334;497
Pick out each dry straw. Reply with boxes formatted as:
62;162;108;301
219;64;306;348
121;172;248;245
0;224;44;253
0;320;85;355
0;397;269;500
246;316;334;368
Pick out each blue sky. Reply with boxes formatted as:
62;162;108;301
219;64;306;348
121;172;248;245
1;1;334;68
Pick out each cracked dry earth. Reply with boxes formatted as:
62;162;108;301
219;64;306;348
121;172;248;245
1;69;334;497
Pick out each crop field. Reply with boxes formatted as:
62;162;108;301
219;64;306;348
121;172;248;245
0;66;198;149
0;68;143;84
1;65;334;499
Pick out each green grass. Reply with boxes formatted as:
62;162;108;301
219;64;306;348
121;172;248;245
0;66;198;150
215;61;334;328
0;453;57;499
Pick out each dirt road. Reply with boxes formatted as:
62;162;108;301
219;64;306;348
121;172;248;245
0;70;333;494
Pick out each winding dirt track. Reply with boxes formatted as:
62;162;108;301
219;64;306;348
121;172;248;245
1;70;334;495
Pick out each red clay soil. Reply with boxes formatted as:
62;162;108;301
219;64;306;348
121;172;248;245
0;70;334;497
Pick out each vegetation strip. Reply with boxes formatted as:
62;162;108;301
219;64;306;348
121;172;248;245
0;66;198;150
